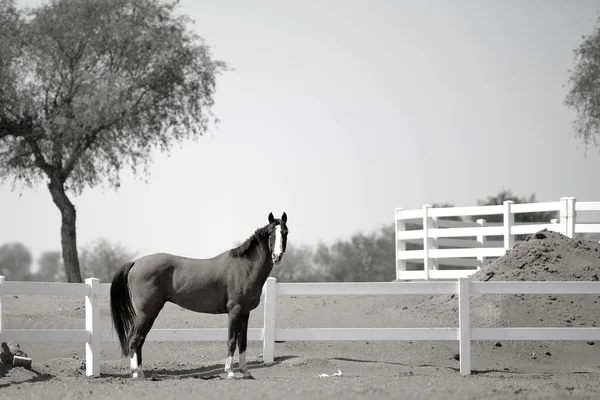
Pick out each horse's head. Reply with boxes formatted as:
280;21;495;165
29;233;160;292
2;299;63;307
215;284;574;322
267;212;288;265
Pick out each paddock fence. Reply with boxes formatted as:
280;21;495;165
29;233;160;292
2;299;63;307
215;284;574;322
396;197;600;280
2;276;600;377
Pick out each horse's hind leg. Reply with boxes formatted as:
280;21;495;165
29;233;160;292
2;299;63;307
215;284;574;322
238;312;253;379
224;305;242;379
128;305;163;379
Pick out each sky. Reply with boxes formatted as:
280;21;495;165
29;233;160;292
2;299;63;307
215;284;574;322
3;0;600;270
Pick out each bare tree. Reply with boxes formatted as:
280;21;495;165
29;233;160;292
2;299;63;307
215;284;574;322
0;0;227;281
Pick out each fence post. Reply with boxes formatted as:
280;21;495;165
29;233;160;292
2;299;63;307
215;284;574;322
567;197;576;238
395;208;407;280
560;197;570;237
423;205;432;280
476;219;486;267
503;201;514;251
0;276;4;343
458;277;471;375
432;216;439;271
262;277;276;364
85;278;100;377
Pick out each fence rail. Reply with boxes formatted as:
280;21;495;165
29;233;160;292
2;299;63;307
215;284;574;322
2;276;600;377
395;197;600;280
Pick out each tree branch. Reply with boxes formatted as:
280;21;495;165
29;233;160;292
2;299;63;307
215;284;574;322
24;134;53;176
60;109;129;179
60;123;105;179
0;116;54;176
60;86;153;179
0;119;27;139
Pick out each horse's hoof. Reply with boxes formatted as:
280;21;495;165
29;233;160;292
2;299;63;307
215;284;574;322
242;374;255;380
226;372;237;380
132;370;145;379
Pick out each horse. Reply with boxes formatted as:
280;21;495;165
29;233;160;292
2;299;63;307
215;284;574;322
109;212;289;380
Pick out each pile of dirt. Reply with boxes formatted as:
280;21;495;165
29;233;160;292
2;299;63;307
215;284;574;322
419;229;600;329
472;229;600;282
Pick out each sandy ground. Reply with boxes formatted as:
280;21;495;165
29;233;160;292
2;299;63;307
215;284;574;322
2;229;600;399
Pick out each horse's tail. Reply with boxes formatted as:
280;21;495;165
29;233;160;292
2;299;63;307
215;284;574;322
110;261;136;357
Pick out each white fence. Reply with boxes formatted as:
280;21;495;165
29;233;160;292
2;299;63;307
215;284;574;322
396;197;600;280
2;276;600;377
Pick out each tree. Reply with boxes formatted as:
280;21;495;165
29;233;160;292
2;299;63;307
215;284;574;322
0;242;33;280
565;16;600;152
35;250;62;282
0;0;226;282
78;238;136;282
315;225;396;282
471;189;557;223
270;244;324;282
429;202;462;221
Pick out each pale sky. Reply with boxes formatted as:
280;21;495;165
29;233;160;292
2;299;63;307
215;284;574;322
3;0;600;270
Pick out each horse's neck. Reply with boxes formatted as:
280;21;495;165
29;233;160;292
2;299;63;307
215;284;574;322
246;238;273;285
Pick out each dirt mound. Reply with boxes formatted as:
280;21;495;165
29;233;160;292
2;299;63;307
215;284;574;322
420;229;600;329
472;229;600;282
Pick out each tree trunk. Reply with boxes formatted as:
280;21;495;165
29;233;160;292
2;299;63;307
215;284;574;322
48;177;83;283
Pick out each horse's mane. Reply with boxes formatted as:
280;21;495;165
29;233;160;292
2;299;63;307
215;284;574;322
229;225;270;258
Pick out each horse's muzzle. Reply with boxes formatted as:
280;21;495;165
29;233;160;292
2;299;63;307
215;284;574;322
272;253;282;265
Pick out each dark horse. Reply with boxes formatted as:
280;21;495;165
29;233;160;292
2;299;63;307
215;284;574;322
110;212;288;379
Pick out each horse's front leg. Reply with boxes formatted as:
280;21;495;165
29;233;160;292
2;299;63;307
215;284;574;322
225;305;242;379
238;312;253;379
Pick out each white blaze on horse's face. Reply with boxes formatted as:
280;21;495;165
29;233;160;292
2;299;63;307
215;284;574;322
272;225;283;264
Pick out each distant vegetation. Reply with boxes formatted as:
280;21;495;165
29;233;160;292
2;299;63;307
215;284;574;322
470;189;557;224
0;242;33;281
0;189;563;283
1;238;136;282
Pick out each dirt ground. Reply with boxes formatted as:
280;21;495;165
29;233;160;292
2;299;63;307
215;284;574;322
2;229;600;399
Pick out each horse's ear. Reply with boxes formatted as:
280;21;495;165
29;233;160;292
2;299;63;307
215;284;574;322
268;212;275;223
281;212;287;223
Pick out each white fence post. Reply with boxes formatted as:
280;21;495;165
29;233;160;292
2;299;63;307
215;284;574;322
432;216;439;271
423;205;432;280
458;277;471;375
567;197;576;238
503;201;514;251
560;197;570;237
476;219;486;266
85;278;100;377
395;208;406;280
262;277;276;364
0;276;4;342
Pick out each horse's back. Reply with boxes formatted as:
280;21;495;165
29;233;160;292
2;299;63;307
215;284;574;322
127;252;229;314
